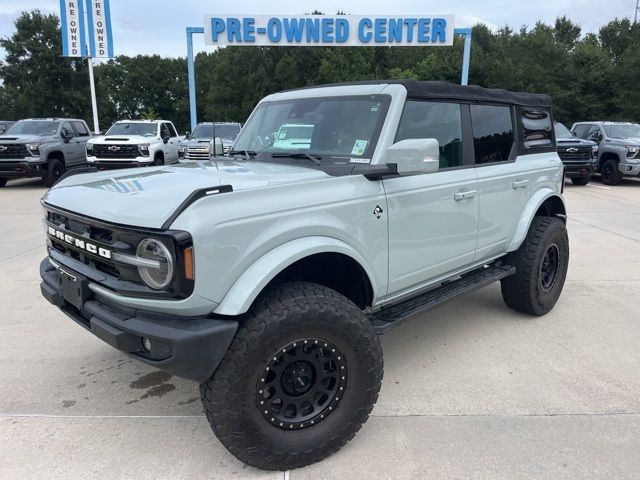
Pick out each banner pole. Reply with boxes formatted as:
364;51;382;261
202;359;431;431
87;56;100;134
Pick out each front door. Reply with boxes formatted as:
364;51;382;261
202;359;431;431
383;100;479;297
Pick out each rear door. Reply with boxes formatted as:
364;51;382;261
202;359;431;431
383;100;479;296
472;104;530;261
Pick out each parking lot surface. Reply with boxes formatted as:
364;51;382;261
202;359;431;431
1;176;639;479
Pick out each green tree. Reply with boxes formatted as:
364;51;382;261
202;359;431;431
0;10;89;120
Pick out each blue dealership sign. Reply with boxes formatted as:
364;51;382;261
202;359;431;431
204;15;454;47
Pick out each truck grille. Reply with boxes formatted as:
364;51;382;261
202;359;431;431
93;144;140;159
0;144;28;159
185;146;211;160
557;146;592;163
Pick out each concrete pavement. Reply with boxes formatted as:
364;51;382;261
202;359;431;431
0;176;639;479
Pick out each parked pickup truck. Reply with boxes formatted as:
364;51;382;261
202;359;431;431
571;121;640;185
39;80;568;470
0;118;91;187
86;120;180;169
179;122;241;160
554;122;598;186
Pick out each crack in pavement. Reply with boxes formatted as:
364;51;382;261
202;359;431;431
568;217;640;244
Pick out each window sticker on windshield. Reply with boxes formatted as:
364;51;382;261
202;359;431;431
350;157;371;164
278;132;287;139
351;140;368;156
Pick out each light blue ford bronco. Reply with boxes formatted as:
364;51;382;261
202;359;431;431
39;80;568;470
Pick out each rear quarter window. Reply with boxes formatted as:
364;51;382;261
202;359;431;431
519;109;553;149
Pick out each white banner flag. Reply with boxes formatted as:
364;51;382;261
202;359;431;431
86;0;114;57
60;0;87;56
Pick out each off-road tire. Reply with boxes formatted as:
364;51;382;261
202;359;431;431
500;217;569;316
0;177;7;187
570;176;590;186
200;281;383;471
153;154;164;166
600;158;622;185
44;158;64;188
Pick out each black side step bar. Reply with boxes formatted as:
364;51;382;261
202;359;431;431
369;263;516;334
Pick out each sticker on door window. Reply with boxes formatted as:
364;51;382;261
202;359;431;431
351;140;368;156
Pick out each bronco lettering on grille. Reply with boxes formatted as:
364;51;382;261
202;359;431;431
48;226;112;259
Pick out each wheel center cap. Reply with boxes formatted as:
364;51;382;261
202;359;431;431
281;360;315;396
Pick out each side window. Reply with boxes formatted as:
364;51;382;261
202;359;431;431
573;124;589;139
470;105;514;164
61;121;74;138
520;109;552;149
72;121;90;137
160;123;171;138
167;123;178;138
395;100;463;169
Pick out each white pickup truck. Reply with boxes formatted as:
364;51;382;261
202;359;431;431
86;120;180;169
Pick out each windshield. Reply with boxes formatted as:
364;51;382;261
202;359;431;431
191;124;241;140
106;122;157;137
6;120;59;136
233;95;391;160
554;122;574;139
603;124;640;139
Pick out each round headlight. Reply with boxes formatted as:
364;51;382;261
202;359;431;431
136;238;174;290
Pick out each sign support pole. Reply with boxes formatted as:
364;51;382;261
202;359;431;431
186;27;204;132
87;56;100;134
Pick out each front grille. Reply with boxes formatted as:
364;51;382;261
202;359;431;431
44;207;194;299
0;144;28;159
557;147;592;163
46;210;136;282
93;144;140;159
185;146;211;160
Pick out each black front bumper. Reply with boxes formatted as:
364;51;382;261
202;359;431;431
40;258;237;382
0;161;45;179
563;163;594;178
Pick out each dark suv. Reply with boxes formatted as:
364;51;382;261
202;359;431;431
554;122;598;186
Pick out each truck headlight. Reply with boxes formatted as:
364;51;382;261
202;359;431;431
138;143;150;157
626;145;639;158
26;143;41;156
136;238;174;290
591;145;598;154
86;143;94;155
178;146;186;158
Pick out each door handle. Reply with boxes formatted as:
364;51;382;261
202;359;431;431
512;180;529;189
454;189;478;201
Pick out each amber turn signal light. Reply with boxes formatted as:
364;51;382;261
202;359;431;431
183;246;194;280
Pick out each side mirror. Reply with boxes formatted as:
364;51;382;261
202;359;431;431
386;138;440;175
184;131;190;139
161;133;169;144
61;128;73;142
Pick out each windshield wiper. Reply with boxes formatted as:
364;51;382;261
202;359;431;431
228;149;257;159
270;152;322;165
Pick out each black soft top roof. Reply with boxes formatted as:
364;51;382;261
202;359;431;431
296;80;552;108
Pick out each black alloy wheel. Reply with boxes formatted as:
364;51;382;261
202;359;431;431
257;338;346;430
539;243;559;292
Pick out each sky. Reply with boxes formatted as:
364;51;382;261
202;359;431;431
0;0;636;59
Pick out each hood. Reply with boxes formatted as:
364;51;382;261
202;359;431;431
556;137;596;147
90;135;157;144
619;136;640;145
42;159;329;228
186;137;213;146
0;134;56;143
